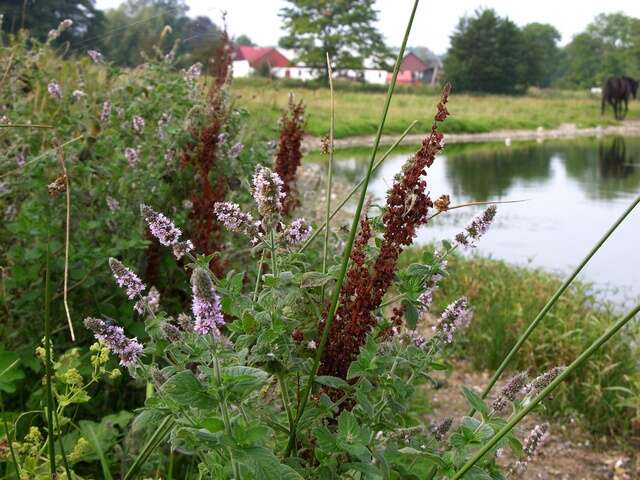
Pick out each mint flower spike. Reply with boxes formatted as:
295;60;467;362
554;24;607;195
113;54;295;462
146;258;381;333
191;268;224;336
140;204;182;246
47;81;62;100
84;317;143;367
433;297;472;343
108;258;145;299
252;165;286;217
455;205;497;248
285;218;312;246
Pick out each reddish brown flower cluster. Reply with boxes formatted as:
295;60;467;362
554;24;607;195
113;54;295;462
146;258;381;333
319;85;451;379
181;29;234;276
273;94;305;214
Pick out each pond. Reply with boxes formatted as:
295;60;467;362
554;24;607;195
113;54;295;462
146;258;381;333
323;137;640;305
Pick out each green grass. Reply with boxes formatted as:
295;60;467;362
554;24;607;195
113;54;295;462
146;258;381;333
400;248;640;437
232;77;640;140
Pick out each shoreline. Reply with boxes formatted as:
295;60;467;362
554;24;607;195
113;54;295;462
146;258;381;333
303;120;640;151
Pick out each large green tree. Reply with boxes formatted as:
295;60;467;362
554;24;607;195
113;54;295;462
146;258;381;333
278;0;391;77
522;23;562;88
0;0;103;42
443;9;528;93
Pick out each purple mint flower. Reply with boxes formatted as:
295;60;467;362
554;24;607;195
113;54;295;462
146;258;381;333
173;240;194;260
455;205;497;248
134;286;160;315
512;424;549;474
47;81;62;100
431;417;453;441
492;372;529;412
109;258;145;299
229;142;244;158
285;218;312;246
132;115;145;134
87;49;103;63
419;254;447;312
84;317;144;367
252;166;285;217
524;367;564;397
433;297;472;343
72;89;86;99
124;147;139;166
183;62;202;83
106;196;120;212
191;268;224;335
213;202;259;238
100;101;111;124
140;204;182;246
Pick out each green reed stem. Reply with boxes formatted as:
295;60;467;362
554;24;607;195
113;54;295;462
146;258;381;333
123;415;175;480
44;222;57;477
277;372;295;435
54;407;72;479
299;120;418;253
454;304;640;479
322;52;335;280
3;418;20;478
468;193;640;417
284;0;421;457
253;251;266;302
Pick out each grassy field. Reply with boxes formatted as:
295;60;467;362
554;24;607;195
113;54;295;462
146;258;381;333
400;248;640;437
232;77;640;139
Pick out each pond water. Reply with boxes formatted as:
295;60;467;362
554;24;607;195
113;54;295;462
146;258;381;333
328;137;640;304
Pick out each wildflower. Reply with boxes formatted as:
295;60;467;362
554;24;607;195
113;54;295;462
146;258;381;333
512;424;549;474
307;340;317;350
16;152;26;166
252;166;286;217
455;205;497;248
320;134;331;155
492;372;529;412
108;258;145;299
431;417;453;440
132;115;145;134
124;147;139;166
141;204;182;246
84;317;143;367
524;367;564;397
106;196;120;212
218;132;228;145
273;95;305;213
0;115;8;124
177;313;191;330
170;239;193;261
434;194;451;212
72;89;86;99
433;297;472;343
47;174;67;196
100;101;111;124
213;202;257;236
229;142;244;158
292;328;304;343
87;49;103;63
160;322;181;342
48;19;72;41
191;268;224;335
183;62;202;83
134;286;160;315
47;80;62;100
157;112;170;139
285;218;312;245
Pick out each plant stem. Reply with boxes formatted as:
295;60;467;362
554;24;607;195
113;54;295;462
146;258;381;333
284;0;421;457
299;120;418;253
322;52;335;281
44;220;57;476
253;251;266;302
453;304;640;478
277;372;295;435
123;415;175;480
214;356;241;479
469;193;640;416
269;229;278;278
3;418;20;478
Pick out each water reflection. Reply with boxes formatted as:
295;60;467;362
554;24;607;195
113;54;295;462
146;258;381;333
327;137;640;303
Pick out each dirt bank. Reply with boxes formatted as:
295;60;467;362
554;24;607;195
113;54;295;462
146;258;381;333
303;120;640;151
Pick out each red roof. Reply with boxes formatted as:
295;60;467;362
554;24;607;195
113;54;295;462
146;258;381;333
400;52;428;72
235;46;289;68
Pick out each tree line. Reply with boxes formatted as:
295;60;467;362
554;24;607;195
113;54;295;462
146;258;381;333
2;0;639;93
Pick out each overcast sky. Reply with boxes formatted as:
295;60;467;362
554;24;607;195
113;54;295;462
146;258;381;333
95;0;640;54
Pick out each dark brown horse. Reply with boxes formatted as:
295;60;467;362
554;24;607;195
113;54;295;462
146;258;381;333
601;76;639;120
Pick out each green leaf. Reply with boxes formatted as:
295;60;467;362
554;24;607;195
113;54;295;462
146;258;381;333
236;446;304;479
397;447;446;467
462;387;490;418
0;345;25;394
403;299;419;330
300;271;334;288
221;366;269;391
202;416;225;433
161;371;212;409
315;375;352;391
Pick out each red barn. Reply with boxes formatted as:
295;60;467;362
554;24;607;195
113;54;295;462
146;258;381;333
235;46;290;71
388;52;436;85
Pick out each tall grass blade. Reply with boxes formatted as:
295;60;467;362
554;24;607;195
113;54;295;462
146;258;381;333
44;224;56;477
322;52;335;281
299;120;418;253
123;415;175;480
3;418;21;478
453;304;640;479
82;422;113;480
470;193;640;415
285;0;421;456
